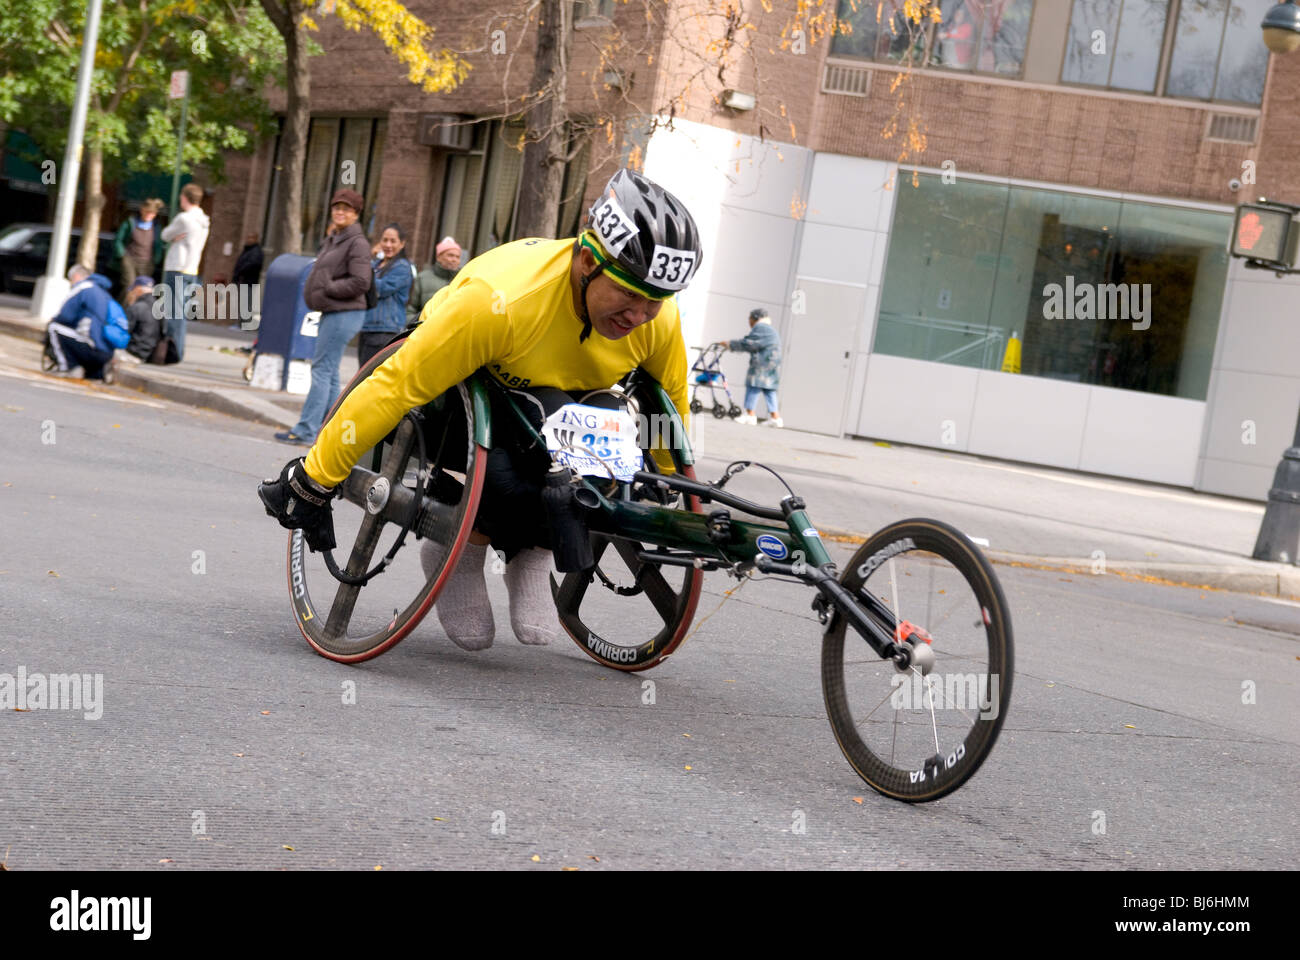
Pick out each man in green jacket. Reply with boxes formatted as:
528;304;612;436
405;235;463;324
113;198;165;294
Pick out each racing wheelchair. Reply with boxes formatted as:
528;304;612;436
277;337;1013;802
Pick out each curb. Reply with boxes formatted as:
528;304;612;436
113;365;294;429
818;530;1300;601
2;312;293;429
984;549;1300;601
0;314;46;345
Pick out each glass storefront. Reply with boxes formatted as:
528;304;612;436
875;174;1231;400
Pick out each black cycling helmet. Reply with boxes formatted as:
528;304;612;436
575;168;703;341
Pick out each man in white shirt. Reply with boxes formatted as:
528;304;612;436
160;182;210;361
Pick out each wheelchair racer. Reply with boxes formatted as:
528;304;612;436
260;169;703;650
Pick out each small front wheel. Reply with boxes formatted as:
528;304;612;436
822;519;1013;802
728;404;742;418
689;398;703;415
711;403;727;419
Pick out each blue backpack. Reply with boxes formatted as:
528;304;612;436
103;298;131;350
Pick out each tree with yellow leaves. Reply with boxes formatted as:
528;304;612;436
257;0;470;252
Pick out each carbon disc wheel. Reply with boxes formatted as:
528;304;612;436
822;519;1013;802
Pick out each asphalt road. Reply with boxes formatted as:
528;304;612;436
1;361;1297;870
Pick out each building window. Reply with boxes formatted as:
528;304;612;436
875;174;1231;400
830;0;1034;76
1061;0;1273;104
263;117;386;254
575;0;615;22
435;119;595;259
434;118;526;259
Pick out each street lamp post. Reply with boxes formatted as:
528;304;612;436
29;0;105;321
1249;5;1300;562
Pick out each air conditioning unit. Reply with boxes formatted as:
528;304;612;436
418;114;474;151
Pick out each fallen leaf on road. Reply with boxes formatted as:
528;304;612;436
13;707;28;712
852;797;863;804
282;845;294;851
530;855;540;862
158;859;174;864
682;733;691;738
233;753;244;757
723;679;735;683
260;711;270;715
562;867;579;871
587;856;600;861
684;765;692;771
112;424;120;429
432;817;445;821
1123;724;1136;729
374;865;382;870
47;570;59;577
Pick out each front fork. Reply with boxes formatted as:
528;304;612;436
756;497;936;676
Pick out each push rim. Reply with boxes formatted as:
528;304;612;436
286;341;485;662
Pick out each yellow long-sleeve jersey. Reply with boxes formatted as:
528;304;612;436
304;236;691;488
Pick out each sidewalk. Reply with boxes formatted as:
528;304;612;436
0;303;357;430
4;303;1297;601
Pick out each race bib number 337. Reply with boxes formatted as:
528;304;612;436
542;403;644;482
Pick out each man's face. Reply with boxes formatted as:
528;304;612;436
436;248;460;270
585;271;663;340
140;209;156;222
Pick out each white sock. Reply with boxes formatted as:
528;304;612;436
427;540;494;650
503;547;560;645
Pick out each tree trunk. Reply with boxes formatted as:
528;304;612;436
77;140;104;271
262;0;312;254
514;0;572;240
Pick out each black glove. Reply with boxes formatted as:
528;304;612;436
258;458;337;552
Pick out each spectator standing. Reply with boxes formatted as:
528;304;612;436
725;307;783;428
113;198;164;293
160;182;210;361
358;223;412;367
44;265;118;382
120;275;164;364
406;235;462;324
232;232;264;287
274;189;372;446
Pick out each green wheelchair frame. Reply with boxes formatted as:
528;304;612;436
279;337;1014;802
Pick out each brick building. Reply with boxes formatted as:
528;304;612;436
209;0;1300;499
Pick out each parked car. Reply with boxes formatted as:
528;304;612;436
0;223;122;297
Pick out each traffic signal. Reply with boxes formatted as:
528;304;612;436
1231;201;1299;269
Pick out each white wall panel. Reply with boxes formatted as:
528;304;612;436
1078;388;1205;486
806;153;895;231
968;371;1089;470
857;354;980;451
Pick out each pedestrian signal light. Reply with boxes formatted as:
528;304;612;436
1231;202;1299;269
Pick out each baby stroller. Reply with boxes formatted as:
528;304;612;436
689;343;742;420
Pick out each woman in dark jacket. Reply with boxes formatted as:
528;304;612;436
358;223;412;366
275;189;373;445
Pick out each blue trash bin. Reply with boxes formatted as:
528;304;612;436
256;253;317;390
